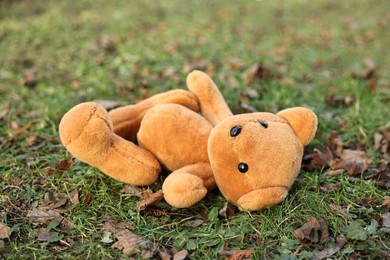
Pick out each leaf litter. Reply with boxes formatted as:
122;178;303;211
302;132;390;189
101;217;156;258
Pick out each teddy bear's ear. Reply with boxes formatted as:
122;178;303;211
277;107;318;146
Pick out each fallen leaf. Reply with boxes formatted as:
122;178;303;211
69;190;79;205
112;229;155;257
36;227;54;241
381;196;390;209
21;69;38;87
173;249;188;260
0;223;11;239
382;212;390;228
329;149;371;176
293;216;329;244
43;158;74;175
159;247;172;260
324;169;345;177
0;240;4;248
324;94;355;108
39;192;68;212
97;34;117;52
182;219;204;228
302;147;333;172
377;160;390;188
313;235;346;260
135;189;164;210
226;249;253;260
120;185;142;195
319;182;342;192
26;208;74;231
243;63;279;85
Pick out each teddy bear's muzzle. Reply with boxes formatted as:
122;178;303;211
236;186;288;211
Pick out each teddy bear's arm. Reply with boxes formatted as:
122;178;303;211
236;187;289;211
109;89;200;141
186;71;233;126
162;162;215;208
59;102;161;185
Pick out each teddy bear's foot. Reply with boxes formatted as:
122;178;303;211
236;187;288;211
162;163;215;208
59;102;161;185
186;70;232;126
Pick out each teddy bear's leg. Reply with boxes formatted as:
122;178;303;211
162;163;215;208
109;89;200;141
59;102;161;185
186;70;233;126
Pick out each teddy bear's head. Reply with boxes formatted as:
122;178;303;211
208;107;317;211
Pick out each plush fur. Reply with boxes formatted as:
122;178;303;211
59;70;317;211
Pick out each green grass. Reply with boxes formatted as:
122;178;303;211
1;0;389;258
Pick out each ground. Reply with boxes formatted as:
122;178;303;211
0;0;389;259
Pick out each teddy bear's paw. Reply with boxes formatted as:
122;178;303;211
236;187;288;211
59;102;113;165
162;172;207;208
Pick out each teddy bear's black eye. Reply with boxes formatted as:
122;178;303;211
230;125;242;137
259;121;268;128
238;163;248;173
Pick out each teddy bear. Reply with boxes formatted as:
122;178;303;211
59;70;317;211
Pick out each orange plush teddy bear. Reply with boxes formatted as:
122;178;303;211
59;71;317;211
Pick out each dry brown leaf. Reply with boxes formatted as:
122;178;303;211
173;249;188;260
0;240;4;248
0;223;11;239
36;227;54;241
39;196;68;212
243;63;279;85
329;149;371;176
44;158;74;175
21;69;38;87
26;208;74;230
313;236;346;260
319;183;342;192
97;35;117;52
293;216;329;244
324;169;345;177
377;160;390;188
374;130;390;160
302;147;333;172
159;248;172;260
325;94;355;108
120;185;142;195
382;212;390;228
381;196;390;209
135;189;164;210
226;249;253;260
69;190;79;205
112;229;155;257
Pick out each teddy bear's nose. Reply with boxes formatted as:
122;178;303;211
230;126;242;137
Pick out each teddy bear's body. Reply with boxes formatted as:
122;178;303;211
59;71;317;211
